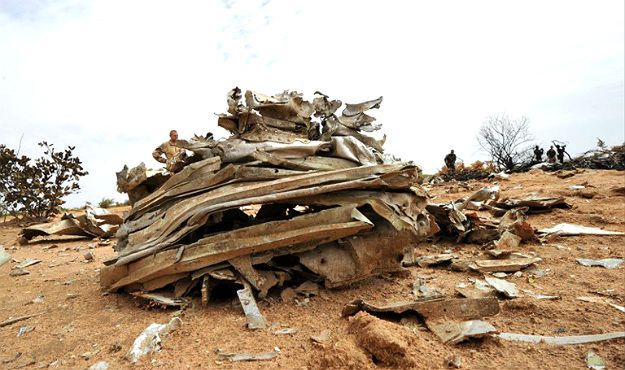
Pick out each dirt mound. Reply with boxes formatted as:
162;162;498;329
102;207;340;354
312;338;372;370
347;312;421;368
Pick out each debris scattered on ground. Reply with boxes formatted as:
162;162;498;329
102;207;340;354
88;361;110;370
0;246;11;267
576;258;623;269
237;281;267;330
445;355;463;368
0;313;42;328
496;331;625;345
586;350;606;370
577;296;625;313
484;276;518;298
473;257;541;273
131;292;188;307
215;348;279;362
15;258;41;269
9;268;29;276
426;319;497;344
1;352;22;364
16;325;35;337
126;317;181;364
83;251;95;262
273;328;297;335
19;203;122;244
539;223;624;237
342;297;500;320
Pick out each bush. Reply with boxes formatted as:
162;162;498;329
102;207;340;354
0;142;88;221
98;198;115;208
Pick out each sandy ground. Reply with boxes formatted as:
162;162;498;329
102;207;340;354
1;169;624;369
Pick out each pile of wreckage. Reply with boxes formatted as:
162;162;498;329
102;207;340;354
541;143;625;171
18;203;123;245
104;88;436;310
101;88;625;349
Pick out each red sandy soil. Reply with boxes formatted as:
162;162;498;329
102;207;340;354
1;169;624;369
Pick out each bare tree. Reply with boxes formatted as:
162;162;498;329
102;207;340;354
477;115;533;171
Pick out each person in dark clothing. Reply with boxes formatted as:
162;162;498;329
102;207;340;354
533;145;544;162
546;146;557;163
444;150;457;173
554;144;566;164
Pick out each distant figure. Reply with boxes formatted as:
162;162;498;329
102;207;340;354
533;145;544;162
444;150;457;173
546;146;557;163
554;144;566;164
152;129;187;173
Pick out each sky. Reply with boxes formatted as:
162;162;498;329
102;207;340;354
1;0;623;207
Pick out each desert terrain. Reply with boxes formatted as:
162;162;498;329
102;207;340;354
1;169;624;369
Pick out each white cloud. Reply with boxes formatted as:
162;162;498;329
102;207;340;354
1;0;623;207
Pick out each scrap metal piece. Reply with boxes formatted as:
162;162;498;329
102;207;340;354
342;96;383;117
426;319;497;344
126;317;181;364
495;196;570;213
576;258;623;269
539;223;624;236
586;350;606;370
215;349;278;362
131;292;188;307
484;276;518;298
473;257;542;273
236;281;267;330
341;297;499;320
496;331;625;345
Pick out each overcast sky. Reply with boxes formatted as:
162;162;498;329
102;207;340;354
1;0;623;207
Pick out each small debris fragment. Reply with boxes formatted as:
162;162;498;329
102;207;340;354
0;246;11;267
131;292;188;307
215;349;278;362
273;328;298;335
415;254;455;268
427;319;497;344
539;223;624;236
576;258;623;269
445;355;463;368
310;329;331;343
88;361;110;370
497;331;625;345
80;350;100;360
126;317;181;363
15;258;41;269
0;313;42;328
10;268;29;277
66;293;80;300
586;351;606;370
83;251;95;262
473;257;541;272
484;276;518;298
1;352;21;364
237;282;267;330
577;296;625;313
17;326;35;337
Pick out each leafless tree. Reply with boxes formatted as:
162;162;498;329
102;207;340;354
477;115;533;171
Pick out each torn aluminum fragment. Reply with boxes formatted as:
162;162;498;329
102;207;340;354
576;258;623;269
237;282;267;330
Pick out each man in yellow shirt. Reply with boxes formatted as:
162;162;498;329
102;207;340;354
152;130;187;173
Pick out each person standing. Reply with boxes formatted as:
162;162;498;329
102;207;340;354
444;150;457;173
152;130;187;173
546;145;557;163
533;145;544;162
